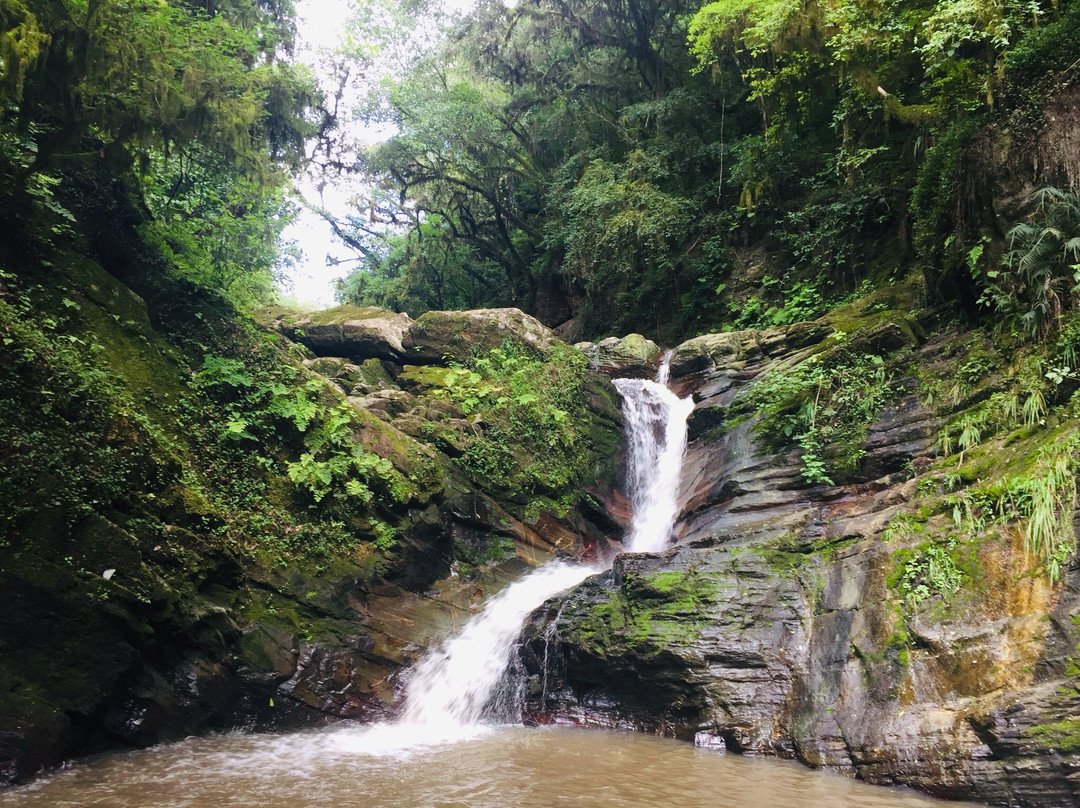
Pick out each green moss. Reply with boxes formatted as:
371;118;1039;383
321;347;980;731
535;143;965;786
562;570;718;658
301;305;393;326
1026;719;1080;752
398;364;455;389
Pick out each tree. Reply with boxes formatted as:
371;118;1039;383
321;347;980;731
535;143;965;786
0;0;318;307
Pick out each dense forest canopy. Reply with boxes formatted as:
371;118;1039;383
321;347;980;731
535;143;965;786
1;0;321;305
2;0;1078;341
331;0;1080;343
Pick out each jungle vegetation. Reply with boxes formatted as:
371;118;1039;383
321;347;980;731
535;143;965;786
3;0;1078;343
329;0;1080;344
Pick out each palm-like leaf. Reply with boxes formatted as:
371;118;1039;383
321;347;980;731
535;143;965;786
994;188;1080;337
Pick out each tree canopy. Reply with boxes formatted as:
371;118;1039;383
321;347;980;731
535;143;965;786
325;0;1079;343
1;0;318;307
4;0;1078;335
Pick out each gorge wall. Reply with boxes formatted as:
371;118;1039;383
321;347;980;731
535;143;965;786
524;289;1080;807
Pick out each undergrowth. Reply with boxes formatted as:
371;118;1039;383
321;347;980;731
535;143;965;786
183;341;417;560
733;346;889;484
427;341;595;493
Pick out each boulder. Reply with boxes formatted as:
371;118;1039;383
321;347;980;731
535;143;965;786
670;321;833;377
404;308;556;364
575;334;662;378
266;305;412;362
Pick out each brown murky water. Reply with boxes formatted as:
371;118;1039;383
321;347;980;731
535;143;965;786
0;725;981;807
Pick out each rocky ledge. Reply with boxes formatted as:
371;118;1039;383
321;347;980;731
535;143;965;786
521;304;1080;807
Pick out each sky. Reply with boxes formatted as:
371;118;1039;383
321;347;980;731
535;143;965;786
278;0;365;308
280;0;475;308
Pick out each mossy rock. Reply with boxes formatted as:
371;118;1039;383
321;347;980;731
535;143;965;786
265;305;413;361
671;321;833;376
404;308;556;365
397;364;455;390
575;333;661;378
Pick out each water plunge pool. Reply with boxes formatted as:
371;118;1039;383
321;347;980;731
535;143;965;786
0;725;976;808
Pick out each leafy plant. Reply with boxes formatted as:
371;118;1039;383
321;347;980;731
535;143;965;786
978;188;1080;339
286;403;407;507
944;447;1078;582
898;539;965;608
425;341;594;493
736;350;889;484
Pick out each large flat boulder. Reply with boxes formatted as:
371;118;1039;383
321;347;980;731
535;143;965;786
404;308;556;364
261;305;413;362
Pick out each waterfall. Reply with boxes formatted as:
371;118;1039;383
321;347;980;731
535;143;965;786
338;350;692;755
336;561;594;754
398;561;594;727
612;352;695;553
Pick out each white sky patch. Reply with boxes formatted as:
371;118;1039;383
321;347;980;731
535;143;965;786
279;0;363;308
278;0;477;308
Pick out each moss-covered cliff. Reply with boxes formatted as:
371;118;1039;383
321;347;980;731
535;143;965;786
0;173;625;785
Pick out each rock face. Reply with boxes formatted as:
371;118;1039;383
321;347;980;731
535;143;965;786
575;334;662;378
522;311;1080;807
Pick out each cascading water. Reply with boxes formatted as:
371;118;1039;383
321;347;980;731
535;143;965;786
612;352;695;553
398;561;595;728
339;351;693;754
335;561;595;753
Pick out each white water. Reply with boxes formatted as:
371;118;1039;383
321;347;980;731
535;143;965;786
335;561;595;755
613;353;695;553
335;351;692;756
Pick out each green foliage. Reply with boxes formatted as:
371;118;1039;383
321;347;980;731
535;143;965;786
0;295;158;543
0;0;315;305
548;152;699;333
140;148;301;311
687;0;800;69
2;0;313;180
910;115;989;296
187;345;414;557
735;349;889;484
896;538;965;608
0;0;49;103
944;446;1077;582
727;274;829;329
285;403;406;507
336;218;510;316
883;511;927;543
426;341;595;492
935;351;1051;457
977;188;1080;339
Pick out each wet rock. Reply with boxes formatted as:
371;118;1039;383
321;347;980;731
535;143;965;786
306;356;398;396
526;527;1080;804
348;389;416;419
